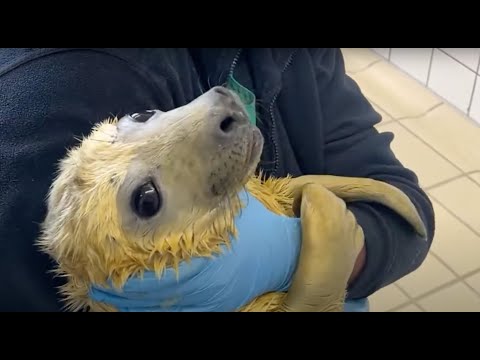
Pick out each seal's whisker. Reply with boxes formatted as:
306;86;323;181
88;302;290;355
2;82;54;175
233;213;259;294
256;113;265;127
255;101;269;113
175;113;194;124
207;75;212;90
88;138;114;144
217;70;227;87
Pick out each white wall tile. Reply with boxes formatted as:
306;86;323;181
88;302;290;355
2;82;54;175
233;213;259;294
371;48;390;59
469;75;480;124
428;49;477;113
390;48;433;84
440;48;480;72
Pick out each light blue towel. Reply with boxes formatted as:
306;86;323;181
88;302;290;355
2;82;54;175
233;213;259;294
344;298;369;312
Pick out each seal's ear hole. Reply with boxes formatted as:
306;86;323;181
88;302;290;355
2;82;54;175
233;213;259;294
131;181;162;218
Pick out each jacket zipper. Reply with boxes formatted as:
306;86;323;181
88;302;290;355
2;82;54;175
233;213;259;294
228;48;298;177
269;50;298;176
228;48;243;78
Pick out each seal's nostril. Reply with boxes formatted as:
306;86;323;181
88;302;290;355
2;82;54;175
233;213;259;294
220;116;236;134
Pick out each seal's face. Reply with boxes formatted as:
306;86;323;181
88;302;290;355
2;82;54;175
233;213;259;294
115;86;264;236
39;87;263;283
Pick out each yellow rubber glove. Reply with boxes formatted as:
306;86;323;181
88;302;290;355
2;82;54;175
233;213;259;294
279;175;427;312
280;183;364;312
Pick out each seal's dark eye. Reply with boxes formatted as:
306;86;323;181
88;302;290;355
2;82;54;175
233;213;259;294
132;181;162;218
130;110;156;123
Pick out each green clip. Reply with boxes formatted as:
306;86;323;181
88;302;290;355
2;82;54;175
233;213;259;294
226;74;256;126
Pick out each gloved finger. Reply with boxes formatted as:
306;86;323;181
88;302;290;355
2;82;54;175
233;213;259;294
280;184;351;312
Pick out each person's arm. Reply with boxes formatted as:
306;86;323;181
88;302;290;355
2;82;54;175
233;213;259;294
310;48;435;299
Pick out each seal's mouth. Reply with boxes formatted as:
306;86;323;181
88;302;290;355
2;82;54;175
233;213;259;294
245;129;263;169
241;128;264;184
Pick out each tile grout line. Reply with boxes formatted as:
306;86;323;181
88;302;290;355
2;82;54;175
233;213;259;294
395;102;443;121
427;251;480;301
424;173;475;191
427;192;480;238
392;278;462;311
426;48;435;87
368;99;396;120
462;279;480;299
393;252;462;312
368;98;443;123
396;119;472;176
437;48;480;75
389;189;480;311
347;59;383;76
466;53;480;115
429;251;462;279
424;191;480;299
378;225;480;312
469;174;480;186
426;170;480;191
362;66;480;184
467;54;480;117
392;270;480;312
370;100;480;189
393;283;415;301
394;267;480;311
374;119;396;127
387;301;423;312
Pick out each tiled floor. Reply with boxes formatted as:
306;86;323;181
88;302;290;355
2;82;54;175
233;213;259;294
341;48;480;312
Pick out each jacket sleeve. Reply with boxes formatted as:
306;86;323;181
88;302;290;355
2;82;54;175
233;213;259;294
310;48;435;299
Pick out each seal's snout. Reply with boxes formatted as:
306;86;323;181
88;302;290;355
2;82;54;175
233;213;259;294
212;86;231;97
210;86;244;109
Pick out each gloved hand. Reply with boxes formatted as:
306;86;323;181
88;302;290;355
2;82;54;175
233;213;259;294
280;182;364;312
89;189;302;312
278;174;427;312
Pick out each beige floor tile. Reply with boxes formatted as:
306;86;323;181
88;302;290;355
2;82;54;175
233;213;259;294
400;104;480;173
376;123;461;188
371;102;394;127
393;304;424;312
418;282;480;312
350;61;442;119
429;177;480;234
341;48;382;74
396;253;456;298
470;172;480;186
465;272;480;294
369;284;409;312
429;199;480;276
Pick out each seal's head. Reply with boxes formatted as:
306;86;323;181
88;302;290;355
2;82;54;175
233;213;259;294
38;86;264;302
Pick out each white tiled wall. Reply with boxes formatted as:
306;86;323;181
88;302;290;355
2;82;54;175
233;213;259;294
371;48;480;125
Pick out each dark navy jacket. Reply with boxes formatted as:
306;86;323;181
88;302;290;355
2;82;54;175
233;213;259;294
0;48;435;311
